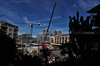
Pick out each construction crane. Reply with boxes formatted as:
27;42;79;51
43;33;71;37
28;23;42;46
15;22;42;46
42;2;56;48
0;15;42;47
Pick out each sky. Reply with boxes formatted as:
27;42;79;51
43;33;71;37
0;0;100;37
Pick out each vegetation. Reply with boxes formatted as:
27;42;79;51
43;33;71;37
17;44;25;47
0;30;17;65
52;45;58;50
17;49;23;54
17;44;21;47
60;11;100;66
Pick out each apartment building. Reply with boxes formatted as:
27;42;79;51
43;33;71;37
0;21;18;40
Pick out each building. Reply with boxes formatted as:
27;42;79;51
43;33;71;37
36;29;70;50
87;4;100;27
54;34;70;44
43;29;51;35
54;30;62;35
18;34;31;43
37;29;70;44
37;29;52;44
0;21;18;40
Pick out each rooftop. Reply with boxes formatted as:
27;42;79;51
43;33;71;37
87;4;100;13
0;21;18;28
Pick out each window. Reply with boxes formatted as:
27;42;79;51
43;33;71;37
51;38;54;43
9;29;13;31
9;33;12;36
66;37;67;40
65;37;67;43
55;37;56;43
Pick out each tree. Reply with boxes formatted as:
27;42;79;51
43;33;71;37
40;47;51;65
68;11;100;65
0;30;17;65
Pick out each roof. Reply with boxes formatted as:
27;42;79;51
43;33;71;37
87;4;100;13
0;21;18;27
55;34;69;36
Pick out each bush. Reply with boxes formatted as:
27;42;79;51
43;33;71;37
0;30;17;64
17;49;23;54
17;44;21;47
52;45;58;50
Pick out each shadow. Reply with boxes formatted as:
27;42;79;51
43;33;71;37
0;31;43;66
14;55;42;66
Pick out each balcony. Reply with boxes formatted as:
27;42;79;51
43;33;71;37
1;29;7;33
1;25;8;28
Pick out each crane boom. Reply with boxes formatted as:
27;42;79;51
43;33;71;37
42;2;57;48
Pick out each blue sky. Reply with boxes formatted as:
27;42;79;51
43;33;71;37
0;0;100;37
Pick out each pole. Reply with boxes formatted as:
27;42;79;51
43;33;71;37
38;42;40;55
30;24;33;45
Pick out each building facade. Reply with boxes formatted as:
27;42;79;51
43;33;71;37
37;29;70;45
37;29;52;44
43;29;51;35
54;34;70;44
54;30;62;35
18;34;31;43
0;21;18;40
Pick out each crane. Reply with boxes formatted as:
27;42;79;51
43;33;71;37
0;15;42;47
42;2;56;48
14;22;42;46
